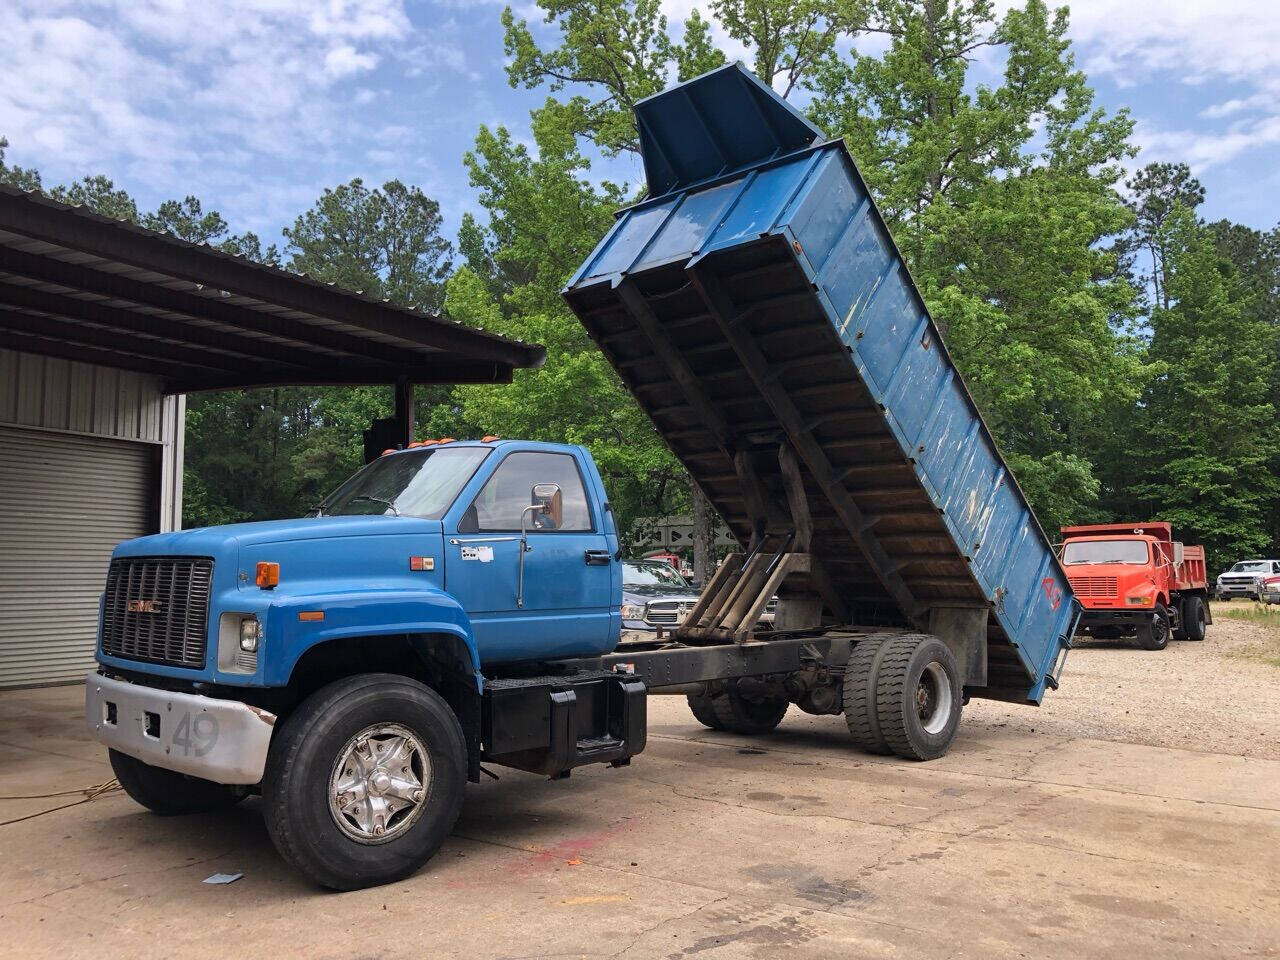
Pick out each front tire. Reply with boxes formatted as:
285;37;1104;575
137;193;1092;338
1135;603;1171;650
110;749;245;815
263;674;466;891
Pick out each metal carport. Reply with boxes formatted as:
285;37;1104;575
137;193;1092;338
0;185;544;686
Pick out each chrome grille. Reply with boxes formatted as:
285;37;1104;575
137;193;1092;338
101;557;213;668
644;600;692;627
1067;576;1118;598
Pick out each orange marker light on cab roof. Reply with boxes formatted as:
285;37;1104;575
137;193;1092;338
481;435;500;442
380;448;396;456
436;437;456;444
256;562;280;589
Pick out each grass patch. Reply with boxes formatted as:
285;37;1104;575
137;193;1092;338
1218;601;1280;627
1217;601;1280;667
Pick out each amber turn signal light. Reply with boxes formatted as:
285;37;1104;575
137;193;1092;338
256;561;280;588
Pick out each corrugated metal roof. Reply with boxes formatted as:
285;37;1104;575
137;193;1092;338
0;186;545;393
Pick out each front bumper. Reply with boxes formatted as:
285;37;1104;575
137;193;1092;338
85;672;276;785
1078;609;1152;630
1217;582;1259;596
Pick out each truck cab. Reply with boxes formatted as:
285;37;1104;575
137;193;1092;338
1060;523;1210;650
88;439;648;888
95;439;623;689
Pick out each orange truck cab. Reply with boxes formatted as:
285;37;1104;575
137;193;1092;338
1059;522;1211;651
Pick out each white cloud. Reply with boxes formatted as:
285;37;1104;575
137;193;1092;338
0;1;415;179
988;0;1280;179
1051;1;1280;89
325;44;380;78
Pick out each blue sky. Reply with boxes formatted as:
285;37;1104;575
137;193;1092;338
3;0;1279;255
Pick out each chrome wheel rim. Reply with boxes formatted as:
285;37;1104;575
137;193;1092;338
916;662;953;735
329;723;430;844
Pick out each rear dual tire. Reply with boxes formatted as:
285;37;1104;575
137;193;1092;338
843;633;962;761
687;688;789;734
1180;595;1207;641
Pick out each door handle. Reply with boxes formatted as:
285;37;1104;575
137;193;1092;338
584;549;612;566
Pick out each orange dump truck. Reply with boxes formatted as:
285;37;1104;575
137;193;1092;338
1059;523;1210;650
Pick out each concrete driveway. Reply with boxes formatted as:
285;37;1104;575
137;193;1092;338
2;637;1278;959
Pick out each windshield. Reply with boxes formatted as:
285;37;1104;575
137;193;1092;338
318;448;489;519
1062;539;1149;565
623;562;690;588
1229;561;1270;572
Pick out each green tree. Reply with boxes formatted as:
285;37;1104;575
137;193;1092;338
807;0;1143;532
710;0;865;95
454;112;687;540
186;178;462;528
1124;206;1278;570
487;0;859;557
284;178;453;312
1124;162;1206;311
142;195;281;263
0;136;45;192
1206;219;1280;556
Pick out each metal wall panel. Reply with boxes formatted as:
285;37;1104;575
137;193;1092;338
0;347;167;442
0;426;156;687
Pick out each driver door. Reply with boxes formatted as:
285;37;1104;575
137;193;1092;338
445;450;615;662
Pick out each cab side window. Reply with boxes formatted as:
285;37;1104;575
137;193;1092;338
469;452;592;532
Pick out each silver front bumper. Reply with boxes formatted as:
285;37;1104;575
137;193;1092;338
85;672;276;785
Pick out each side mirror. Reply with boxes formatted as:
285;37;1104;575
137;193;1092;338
530;482;563;530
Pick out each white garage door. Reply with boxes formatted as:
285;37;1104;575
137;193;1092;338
0;426;155;687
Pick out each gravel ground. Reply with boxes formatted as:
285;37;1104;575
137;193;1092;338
964;602;1280;760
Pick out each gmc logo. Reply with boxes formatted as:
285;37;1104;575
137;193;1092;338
126;599;164;614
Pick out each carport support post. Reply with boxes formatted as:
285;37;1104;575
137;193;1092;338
394;377;415;447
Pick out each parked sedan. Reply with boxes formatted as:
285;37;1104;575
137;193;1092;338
619;560;701;643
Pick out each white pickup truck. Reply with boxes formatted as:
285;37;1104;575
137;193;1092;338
1215;559;1280;601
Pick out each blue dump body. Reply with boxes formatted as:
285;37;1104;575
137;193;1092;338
564;64;1079;704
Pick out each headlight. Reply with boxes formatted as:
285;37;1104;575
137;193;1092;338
239;617;261;652
1126;596;1153;606
621;603;645;621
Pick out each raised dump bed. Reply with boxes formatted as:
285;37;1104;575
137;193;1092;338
563;63;1079;704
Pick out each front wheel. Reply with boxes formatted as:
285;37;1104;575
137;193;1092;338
110;749;246;815
1135;603;1171;650
263;674;466;890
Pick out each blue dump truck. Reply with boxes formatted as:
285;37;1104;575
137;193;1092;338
86;65;1080;890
